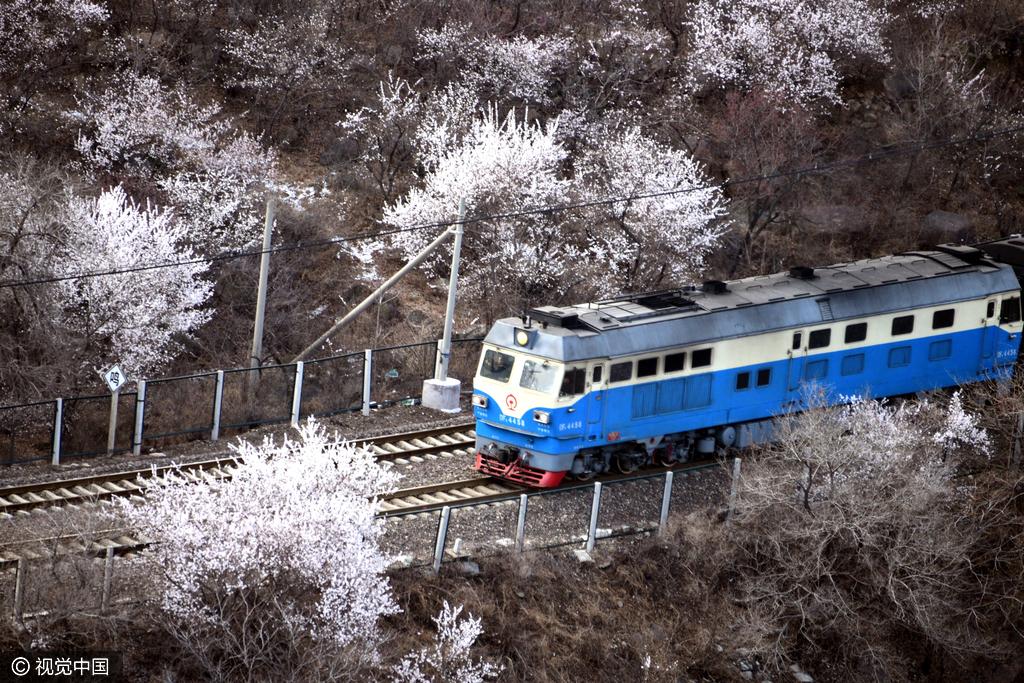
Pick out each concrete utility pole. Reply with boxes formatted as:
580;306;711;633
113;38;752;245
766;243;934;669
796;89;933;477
437;198;465;381
422;199;466;413
292;221;459;363
250;199;276;371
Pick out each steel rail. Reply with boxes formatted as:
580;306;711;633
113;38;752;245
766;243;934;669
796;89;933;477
0;459;727;565
0;423;477;517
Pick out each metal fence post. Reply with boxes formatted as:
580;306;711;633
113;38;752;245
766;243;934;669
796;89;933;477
586;482;603;552
132;380;147;456
106;389;119;454
362;349;373;416
291;361;304;427
101;548;114;613
211;370;224;441
432;506;451;574
51;398;63;466
13;559;24;620
658;471;674;535
727;458;742;523
515;494;529;553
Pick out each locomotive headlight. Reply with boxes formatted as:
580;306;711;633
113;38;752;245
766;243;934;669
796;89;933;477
515;329;531;346
532;410;551;424
472;394;488;408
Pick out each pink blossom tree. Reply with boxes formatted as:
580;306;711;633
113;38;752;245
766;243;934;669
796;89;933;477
119;420;400;679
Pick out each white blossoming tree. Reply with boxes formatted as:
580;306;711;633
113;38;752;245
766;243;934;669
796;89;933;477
0;0;108;132
378;108;583;313
74;72;277;249
56;186;212;378
732;393;996;671
223;6;350;133
393;601;502;683
577;126;729;292
686;0;891;105
119;420;400;679
417;23;571;104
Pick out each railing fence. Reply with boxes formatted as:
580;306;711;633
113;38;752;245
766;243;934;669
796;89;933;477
0;464;726;618
0;337;483;466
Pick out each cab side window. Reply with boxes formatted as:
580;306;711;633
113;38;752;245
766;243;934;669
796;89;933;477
610;361;633;383
1001;297;1022;324
559;368;587;397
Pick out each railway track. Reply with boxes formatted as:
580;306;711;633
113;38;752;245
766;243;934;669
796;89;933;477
0;458;723;565
0;423;476;518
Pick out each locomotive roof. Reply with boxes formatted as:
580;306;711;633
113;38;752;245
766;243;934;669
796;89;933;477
485;246;1021;362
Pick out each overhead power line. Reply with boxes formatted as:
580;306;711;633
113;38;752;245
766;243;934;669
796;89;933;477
2;123;1022;291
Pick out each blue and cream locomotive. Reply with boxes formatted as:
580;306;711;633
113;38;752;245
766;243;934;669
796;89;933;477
472;241;1024;487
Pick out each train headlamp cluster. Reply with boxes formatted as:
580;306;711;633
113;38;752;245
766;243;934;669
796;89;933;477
514;328;533;347
532;410;551;424
472;394;488;408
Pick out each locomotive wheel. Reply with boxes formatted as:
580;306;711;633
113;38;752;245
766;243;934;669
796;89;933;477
615;452;639;474
575;469;595;482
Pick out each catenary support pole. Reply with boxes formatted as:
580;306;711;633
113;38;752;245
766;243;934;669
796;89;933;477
293;227;455;363
658;471;674;535
436;198;465;381
51;398;63;466
250;199;275;371
586;482;602;552
433;506;452;574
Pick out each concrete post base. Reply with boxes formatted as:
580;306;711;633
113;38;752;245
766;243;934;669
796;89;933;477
422;377;461;413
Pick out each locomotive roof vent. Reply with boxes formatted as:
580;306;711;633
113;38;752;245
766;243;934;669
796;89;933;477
701;280;729;294
789;266;816;280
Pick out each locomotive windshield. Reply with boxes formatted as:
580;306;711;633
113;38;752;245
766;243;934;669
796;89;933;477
479;349;515;382
519;359;560;393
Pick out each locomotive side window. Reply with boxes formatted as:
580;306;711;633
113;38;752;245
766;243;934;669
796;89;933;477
637;357;659;378
691;348;713;368
520;359;560;393
480;349;515;382
592;365;603;383
808;328;831;349
932;309;955;329
756;368;772;386
610;361;633;383
735;371;750;390
1000;296;1022;324
664;352;686;373
987;301;996;318
891;315;914;336
559;368;587;397
792;332;802;350
844;322;867;343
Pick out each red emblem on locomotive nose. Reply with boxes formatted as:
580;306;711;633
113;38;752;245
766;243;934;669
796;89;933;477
505;394;517;410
